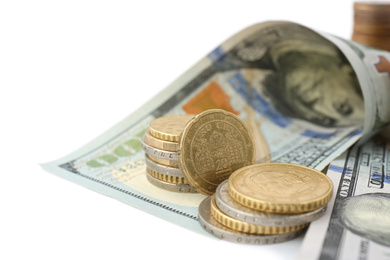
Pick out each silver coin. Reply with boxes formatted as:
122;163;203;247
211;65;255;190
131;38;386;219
141;135;178;160
146;171;198;193
198;196;306;244
216;180;327;226
144;155;182;177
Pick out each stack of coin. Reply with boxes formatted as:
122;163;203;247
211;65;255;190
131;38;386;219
142;109;256;194
198;163;333;244
352;1;390;51
178;109;256;195
141;114;197;193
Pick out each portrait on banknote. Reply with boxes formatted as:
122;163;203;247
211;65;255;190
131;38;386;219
338;193;390;247
211;25;365;128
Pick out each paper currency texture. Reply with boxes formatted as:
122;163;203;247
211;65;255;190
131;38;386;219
298;136;390;260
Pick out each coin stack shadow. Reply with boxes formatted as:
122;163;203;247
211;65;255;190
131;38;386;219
141;115;198;193
198;164;333;245
352;1;390;51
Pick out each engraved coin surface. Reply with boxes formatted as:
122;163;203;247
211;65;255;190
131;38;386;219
143;132;179;152
148;114;195;142
210;195;308;234
146;171;198;193
198;196;306;244
228;163;333;213
178;109;255;195
215;180;327;226
141;135;178;160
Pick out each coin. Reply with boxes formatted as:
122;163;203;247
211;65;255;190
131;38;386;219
353;23;390;36
228;163;333;214
143;132;179;152
215;180;327;226
146;170;198;193
144;155;182;177
352;2;390;52
354;1;390;13
147;153;179;168
210;195;308;235
178;109;255;195
146;167;188;185
351;34;390;51
148;114;195;142
141;135;178;160
198;196;306;244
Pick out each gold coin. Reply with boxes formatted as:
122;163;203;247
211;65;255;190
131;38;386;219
146;154;179;168
148;114;195;142
146;167;189;185
210;195;308;235
145;172;198;193
353;23;390;36
228;163;333;214
351;33;390;51
178;109;255;195
354;2;390;14
143;132;179;152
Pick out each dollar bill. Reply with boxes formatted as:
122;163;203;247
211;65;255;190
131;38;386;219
298;135;390;259
318;32;390;142
42;21;390;234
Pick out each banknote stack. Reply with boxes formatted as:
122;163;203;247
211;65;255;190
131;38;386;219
352;1;390;51
141;114;198;193
198;163;333;244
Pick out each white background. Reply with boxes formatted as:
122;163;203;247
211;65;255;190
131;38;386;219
0;0;384;259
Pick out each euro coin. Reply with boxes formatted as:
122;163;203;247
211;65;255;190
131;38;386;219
144;155;183;177
143;132;179;152
353;23;390;36
228;163;333;214
147;153;179;168
210;195;308;235
198;196;306;244
148;114;195;142
351;34;390;51
178;109;255;195
141;135;178;160
354;1;390;14
146;167;188;185
352;1;390;52
146;170;198;193
215;180;327;226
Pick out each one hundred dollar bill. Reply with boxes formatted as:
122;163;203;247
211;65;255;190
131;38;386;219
42;21;390;234
298;135;390;260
